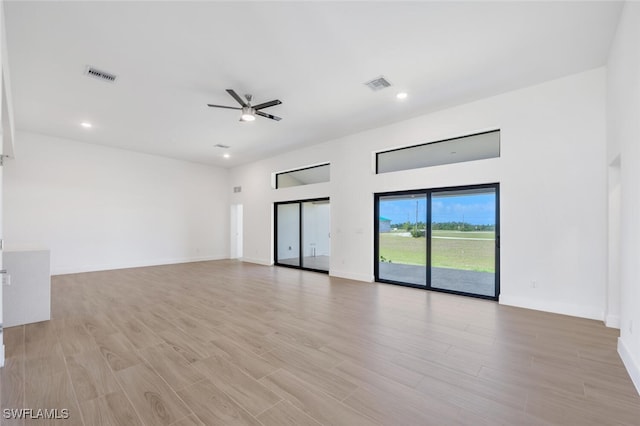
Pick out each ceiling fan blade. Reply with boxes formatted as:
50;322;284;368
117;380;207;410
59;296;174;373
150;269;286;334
253;99;282;110
207;104;241;110
256;111;282;121
226;89;248;107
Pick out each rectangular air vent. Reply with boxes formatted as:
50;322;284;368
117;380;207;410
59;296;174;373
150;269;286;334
364;76;392;91
85;66;117;83
214;144;230;149
233;186;242;193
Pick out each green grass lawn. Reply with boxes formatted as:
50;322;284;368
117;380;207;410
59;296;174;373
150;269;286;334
432;230;495;239
379;232;496;273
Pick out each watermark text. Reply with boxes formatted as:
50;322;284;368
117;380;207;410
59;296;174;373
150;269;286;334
3;408;70;420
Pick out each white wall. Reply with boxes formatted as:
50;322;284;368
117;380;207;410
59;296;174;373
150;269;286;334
231;67;607;321
607;1;640;394
3;131;230;274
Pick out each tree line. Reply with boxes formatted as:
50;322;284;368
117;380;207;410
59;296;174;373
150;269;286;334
392;221;495;232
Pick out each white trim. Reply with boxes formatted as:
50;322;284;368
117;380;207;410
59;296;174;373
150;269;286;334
606;314;621;329
241;257;273;266
51;255;228;276
499;294;604;321
618;337;640;396
330;270;374;283
0;343;4;368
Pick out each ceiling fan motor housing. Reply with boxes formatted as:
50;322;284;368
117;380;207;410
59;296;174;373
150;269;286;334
208;89;282;121
241;106;256;121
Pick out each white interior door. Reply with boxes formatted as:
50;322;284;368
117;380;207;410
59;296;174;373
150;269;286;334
230;204;243;259
0;1;14;368
0;77;4;367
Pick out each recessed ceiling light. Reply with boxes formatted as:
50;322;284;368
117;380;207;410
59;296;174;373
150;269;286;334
80;122;92;128
396;92;408;100
223;153;230;159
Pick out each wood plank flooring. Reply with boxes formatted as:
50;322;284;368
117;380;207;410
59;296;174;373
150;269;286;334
2;260;639;425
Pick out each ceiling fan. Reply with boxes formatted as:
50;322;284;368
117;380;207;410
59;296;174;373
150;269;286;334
207;89;282;122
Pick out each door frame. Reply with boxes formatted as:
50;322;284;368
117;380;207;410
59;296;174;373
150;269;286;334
274;197;330;274
374;183;500;301
229;204;243;259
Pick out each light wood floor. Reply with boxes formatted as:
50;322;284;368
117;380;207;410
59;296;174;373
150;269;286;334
2;260;639;425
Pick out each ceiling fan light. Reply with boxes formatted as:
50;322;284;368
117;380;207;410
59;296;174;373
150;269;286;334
241;106;256;122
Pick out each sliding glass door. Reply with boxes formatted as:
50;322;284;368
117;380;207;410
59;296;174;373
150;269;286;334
275;198;330;273
377;193;427;286
301;200;330;271
430;188;497;297
276;203;301;267
375;184;499;299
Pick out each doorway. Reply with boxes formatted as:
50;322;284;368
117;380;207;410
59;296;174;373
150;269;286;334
375;183;499;300
230;204;243;259
274;198;330;273
607;157;621;327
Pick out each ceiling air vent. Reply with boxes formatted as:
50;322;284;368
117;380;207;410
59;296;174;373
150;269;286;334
85;66;117;83
214;144;230;149
364;76;392;91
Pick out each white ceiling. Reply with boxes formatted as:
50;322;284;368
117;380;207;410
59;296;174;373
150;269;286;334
4;1;623;168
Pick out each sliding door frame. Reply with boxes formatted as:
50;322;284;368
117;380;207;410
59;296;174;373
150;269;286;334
374;183;500;300
374;189;427;286
274;197;330;274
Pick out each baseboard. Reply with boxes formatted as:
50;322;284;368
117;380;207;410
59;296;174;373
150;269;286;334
618;337;640;395
606;314;621;329
330;270;374;283
51;255;228;276
241;257;273;266
499;294;604;321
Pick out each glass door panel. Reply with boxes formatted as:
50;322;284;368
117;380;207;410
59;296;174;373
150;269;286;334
430;188;497;297
275;198;330;273
377;194;427;286
276;203;301;267
301;200;331;272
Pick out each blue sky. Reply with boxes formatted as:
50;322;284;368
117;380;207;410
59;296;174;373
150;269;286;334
380;193;495;225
